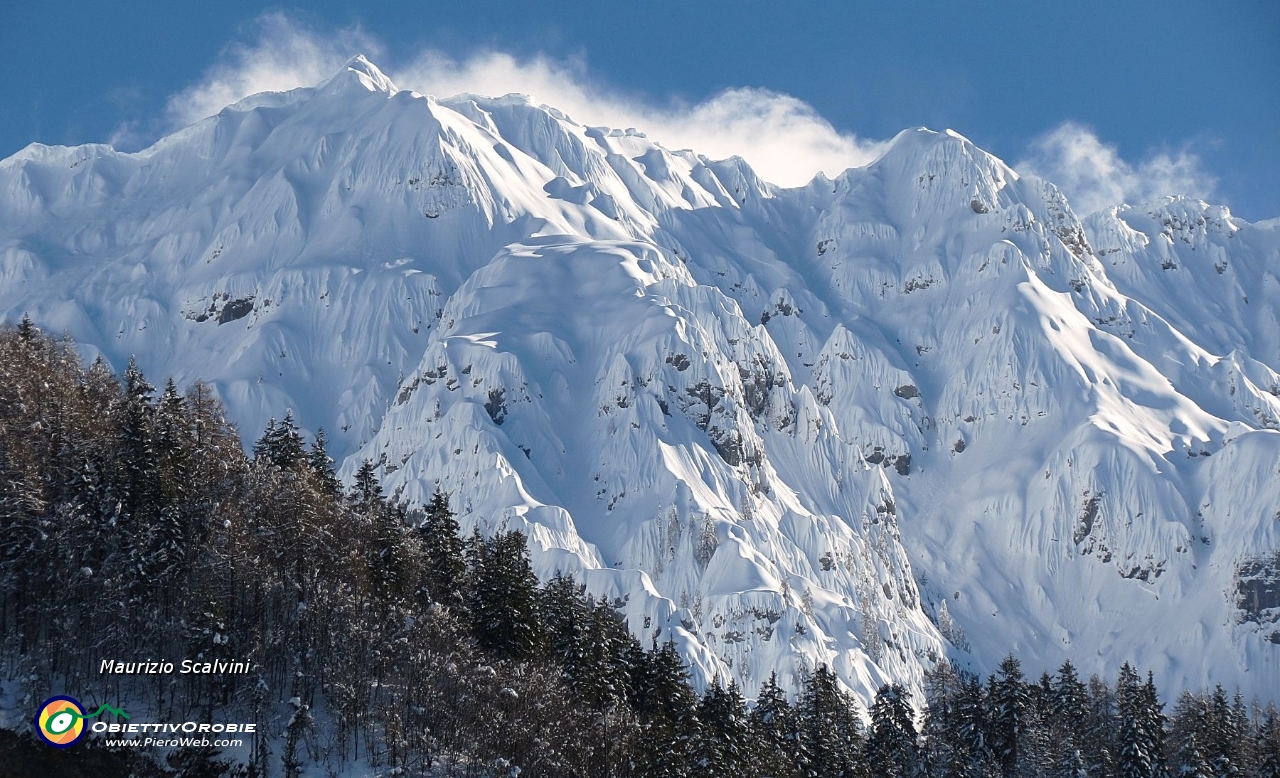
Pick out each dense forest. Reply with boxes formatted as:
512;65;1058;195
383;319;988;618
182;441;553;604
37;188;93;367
1;318;1278;777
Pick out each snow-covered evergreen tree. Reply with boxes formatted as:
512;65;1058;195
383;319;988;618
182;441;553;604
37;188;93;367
468;528;543;660
419;488;467;610
751;671;801;778
988;655;1030;778
798;664;867;778
692;679;750;776
867;682;920;777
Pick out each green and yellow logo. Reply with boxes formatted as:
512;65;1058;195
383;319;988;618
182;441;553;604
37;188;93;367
33;696;129;748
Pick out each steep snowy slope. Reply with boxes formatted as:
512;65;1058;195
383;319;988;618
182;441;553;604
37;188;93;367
2;56;1277;703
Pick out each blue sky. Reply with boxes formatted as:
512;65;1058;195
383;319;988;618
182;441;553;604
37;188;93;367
4;1;1278;218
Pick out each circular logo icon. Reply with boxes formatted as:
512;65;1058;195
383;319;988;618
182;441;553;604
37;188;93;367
34;696;86;748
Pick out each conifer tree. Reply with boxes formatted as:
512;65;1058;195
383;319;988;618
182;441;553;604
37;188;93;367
468;528;542;660
1117;663;1154;778
1022;672;1058;775
115;356;165;622
1174;733;1214;778
1049;655;1090;772
1141;672;1168;777
1056;747;1090;778
988;654;1029;778
630;638;700;776
419;489;467;610
118;355;159;521
352;459;381;505
307;428;341;498
798;664;867;778
751;672;801;778
867;682;919;777
955;669;994;776
145;378;193;591
16;312;36;342
1085;674;1120;777
921;662;962;776
254;411;306;469
584;597;636;709
692;679;750;776
369;498;412;606
1255;706;1280;778
540;573;594;692
1205;684;1240;776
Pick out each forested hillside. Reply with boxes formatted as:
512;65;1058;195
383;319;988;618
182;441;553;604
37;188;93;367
2;320;1278;776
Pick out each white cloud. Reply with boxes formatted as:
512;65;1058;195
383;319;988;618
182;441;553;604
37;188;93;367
165;13;382;129
163;15;883;187
1016;122;1217;215
107;119;143;151
395;49;886;186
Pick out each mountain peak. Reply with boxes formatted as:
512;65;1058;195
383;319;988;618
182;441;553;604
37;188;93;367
329;54;398;95
2;71;1278;706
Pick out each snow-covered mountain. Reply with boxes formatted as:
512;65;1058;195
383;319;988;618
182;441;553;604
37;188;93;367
3;56;1277;704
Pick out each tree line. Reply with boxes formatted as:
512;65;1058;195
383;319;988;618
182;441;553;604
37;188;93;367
1;318;1277;777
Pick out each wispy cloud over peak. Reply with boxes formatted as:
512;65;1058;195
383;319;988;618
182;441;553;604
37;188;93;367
1016;121;1218;216
164;13;383;130
160;15;883;187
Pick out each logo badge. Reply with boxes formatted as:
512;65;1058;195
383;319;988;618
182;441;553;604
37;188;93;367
34;696;87;748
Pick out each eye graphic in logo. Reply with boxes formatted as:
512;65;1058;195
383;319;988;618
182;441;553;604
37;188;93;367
33;698;130;747
34;696;87;747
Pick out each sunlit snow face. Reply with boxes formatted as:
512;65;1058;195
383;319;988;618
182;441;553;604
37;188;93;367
3;55;1277;706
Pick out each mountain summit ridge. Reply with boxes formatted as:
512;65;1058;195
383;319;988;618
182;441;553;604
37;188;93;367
2;58;1277;703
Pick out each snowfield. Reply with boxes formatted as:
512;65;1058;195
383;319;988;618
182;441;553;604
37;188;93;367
2;56;1277;705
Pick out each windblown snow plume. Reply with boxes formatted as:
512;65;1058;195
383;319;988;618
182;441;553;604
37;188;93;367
164;13;881;187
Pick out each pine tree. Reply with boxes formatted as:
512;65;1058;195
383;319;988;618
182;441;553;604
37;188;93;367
1023;672;1057;776
988;655;1029;778
181;377;247;580
584;597;635;709
1174;733;1213;778
1140;672;1168;778
1056;747;1089;778
115;356;166;623
541;572;589;682
798;665;867;778
352;459;381;505
1205;684;1241;776
692;679;750;776
369;498;412;605
254;411;306;469
1254;706;1280;778
1117;663;1153;778
631;639;700;777
419;489;467;610
955;669;994;776
751;672;800;778
145;378;193;590
1085;674;1119;777
468;528;542;660
540;572;635;711
921;662;965;777
16;312;36;342
307;428;340;498
118;355;159;521
1045;660;1093;777
866;682;919;777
